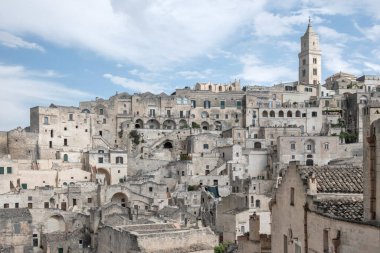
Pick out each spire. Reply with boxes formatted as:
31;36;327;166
305;16;313;34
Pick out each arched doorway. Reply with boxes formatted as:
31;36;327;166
201;121;210;130
111;192;128;207
162;120;176;130
163;141;173;149
97;168;111;185
135;119;144;129
146;119;160;129
306;159;314;166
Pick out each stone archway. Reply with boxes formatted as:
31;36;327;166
163;141;173;149
97;168;111;185
162;120;176;130
146;119;160;129
201;121;210;130
111;192;128;207
44;214;66;233
306;159;314;166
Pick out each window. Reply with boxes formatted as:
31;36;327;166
50;129;54;138
58;248;64;253
33;236;38;247
236;101;242;109
64;127;67;131
256;199;261;208
325;100;330;107
241;226;245;234
28;203;33;209
225;114;229;119
149;109;155;117
4;203;9;208
312;112;317;117
103;118;106;124
167;110;171;117
0;167;4;174
292;155;295;159
183;98;188;104
204;100;211;109
220;101;225;109
176;98;182;104
69;113;73;121
99;130;102;136
284;235;288;253
116;156;123;164
44;202;49;208
44;116;49;124
324;143;329;150
302;59;306;65
291;143;295;150
181;171;185;176
99;108;104;115
307;144;312;151
180;111;184;118
15;203;19;208
49;141;53;148
14;223;21;234
28;196;32;201
213;180;218;186
149;187;153;192
64;139;68;146
203;144;209;149
88;198;92;203
302;69;306;77
191;100;196;108
313;58;317;64
98;157;103;163
21;183;27;189
313;68;317;75
290;187;294;206
73;198;77;206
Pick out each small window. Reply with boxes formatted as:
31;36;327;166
116;156;123;164
290;143;295;150
302;69;306;77
99;108;104;115
191;100;196;108
49;141;53;148
3;203;9;208
256;199;261;208
225;114;229;119
99;131;103;136
149;187;153;192
236;101;242;109
324;143;329;150
103;118;106;124
44;202;49;208
63;154;68;162
220;101;225;109
28;203;33;209
15;203;19;208
313;68;317;75
0;167;5;174
64;139;68;146
69;113;74;121
88;198;92;203
204;100;211;109
307;144;312;151
203;144;209;149
44;116;49;124
98;157;103;163
302;59;306;65
181;171;185;176
28;196;32;201
312;112;317;117
21;183;27;189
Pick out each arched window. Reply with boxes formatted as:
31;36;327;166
296;110;301;117
270;110;275;117
278;110;284;117
254;142;262;149
116;156;123;164
63;154;68;162
262;111;268;117
287;111;293;117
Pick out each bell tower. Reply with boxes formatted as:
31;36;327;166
298;18;322;90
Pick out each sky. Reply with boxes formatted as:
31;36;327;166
1;0;380;130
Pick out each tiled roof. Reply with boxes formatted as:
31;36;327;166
299;166;363;193
315;197;363;221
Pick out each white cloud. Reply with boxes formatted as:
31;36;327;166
237;55;296;84
316;26;351;42
176;69;213;80
355;23;380;42
103;73;167;93
0;31;45;52
0;64;92;130
0;0;266;69
364;62;380;73
321;43;360;75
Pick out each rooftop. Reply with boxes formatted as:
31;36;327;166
314;197;363;222
299;166;363;194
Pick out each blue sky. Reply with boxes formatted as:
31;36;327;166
1;0;380;130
